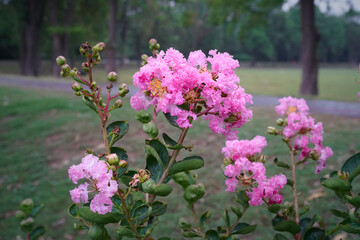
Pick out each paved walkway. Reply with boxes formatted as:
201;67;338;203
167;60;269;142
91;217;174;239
1;76;359;118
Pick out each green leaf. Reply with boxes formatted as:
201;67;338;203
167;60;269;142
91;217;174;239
183;231;202;238
148;140;170;167
223;209;230;228
163;133;177;146
164;112;180;129
168;156;204;175
341;152;360;175
339;219;360;234
286;178;294;187
183;184;205;205
345;195;360;208
116;226;135;238
73;75;86;84
230;206;242;218
133;205;149;223
300;215;321;237
321;178;351;192
69;203;78;217
146;155;164;183
200;210;212;227
29;226;46;240
150;201;167;216
303;228;325;240
231;223;257;234
235;190;250;208
205;230;219;240
273;233;289;240
106;121;129;147
82;96;97;113
330;209;348;219
29;204;44;218
145;145;163;166
173;172;191;189
78;206;123;224
348;165;360;183
268;204;281;214
154;184;173;196
88;224;111;240
276;161;290;169
273;220;300;235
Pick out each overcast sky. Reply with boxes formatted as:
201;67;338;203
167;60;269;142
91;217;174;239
282;0;360;15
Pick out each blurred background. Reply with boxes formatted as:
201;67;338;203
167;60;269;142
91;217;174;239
1;0;360;239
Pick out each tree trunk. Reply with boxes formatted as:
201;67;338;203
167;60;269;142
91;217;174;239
106;0;118;73
50;0;61;77
20;0;46;76
119;0;129;67
300;0;319;95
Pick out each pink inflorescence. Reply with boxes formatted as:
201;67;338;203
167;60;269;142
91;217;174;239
130;48;253;140
222;136;287;206
276;96;333;173
68;154;118;214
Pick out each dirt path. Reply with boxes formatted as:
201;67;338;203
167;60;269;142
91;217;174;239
1;76;359;118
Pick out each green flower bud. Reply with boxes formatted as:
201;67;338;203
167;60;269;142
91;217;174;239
88;224;110;240
60;70;67;77
74;92;82;96
149;38;158;49
56;56;66;66
72;82;82;92
118;83;129;97
93;55;101;65
69;69;77;77
173;172;191;189
135;110;152;124
106;153;119;165
19;199;34;214
114;99;123;108
155;43;160;50
143;121;158;138
267;126;278;135
20;217;34;232
138;169;151;183
309;150;319;160
91;81;97;89
142;178;156;194
118;160;128;168
15;210;27;220
141;54;149;62
276;118;284;126
154;184;172;196
107;72;118;82
110;165;117;172
94;42;106;52
61;64;70;74
183;184;205;205
223;157;233;166
79;42;91;56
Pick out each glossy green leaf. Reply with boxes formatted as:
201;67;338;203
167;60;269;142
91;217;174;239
205;230;219;240
268;204;281;214
345;195;360;208
183;231;201;238
341;152;360;175
148;140;170;167
276;161;290;169
184;184;205;205
231;223;257;234
303;228;325;240
348;165;360;183
330;209;348;219
235;190;250;208
164;112;180;129
145;145;163;166
300;215;321;237
168;156;204;175
30;204;43;218
106;121;129;147
68;203;78;217
116;226;135;238
82;96;97;113
150;201;167;216
200;210;212;227
286;178;294;187
78;206;123;224
273;233;289;240
88;224;111;240
321;178;351;192
230;206;242;218
273;220;300;235
146;155;164;183
29;226;46;240
133;205;149;223
163;133;184;150
223;209;230;227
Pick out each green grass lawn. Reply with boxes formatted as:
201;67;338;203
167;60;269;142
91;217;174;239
0;85;359;239
1;60;359;102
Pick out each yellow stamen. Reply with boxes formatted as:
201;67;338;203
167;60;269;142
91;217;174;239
149;78;166;97
286;106;297;115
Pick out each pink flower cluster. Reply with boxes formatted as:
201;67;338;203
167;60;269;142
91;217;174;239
223;136;287;206
131;48;253;140
68;154;118;214
276;97;333;173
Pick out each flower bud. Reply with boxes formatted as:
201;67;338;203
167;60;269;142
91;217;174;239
155;43;160;50
141;54;149;62
106;153;119;165
149;38;158;49
118;83;129;97
276;118;284;126
110;165;117;172
107;72;118;82
19;199;34;214
135;110;152;124
93;55;101;65
309;150;319;160
56;56;66;66
114;99;123;108
143;121;158;138
257;154;268;163
118;160;128;168
94;42;106;52
15;210;27;220
142;178;156;194
20;217;35;232
61;64;71;74
91;81;97;89
79;42;91;56
267;126;278;135
72;82;82;92
74;92;82;96
138;169;151;183
82;62;90;72
223;157;233;166
69;68;77;77
60;71;67;77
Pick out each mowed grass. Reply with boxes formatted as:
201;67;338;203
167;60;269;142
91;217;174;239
1;60;359;102
0;86;359;239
